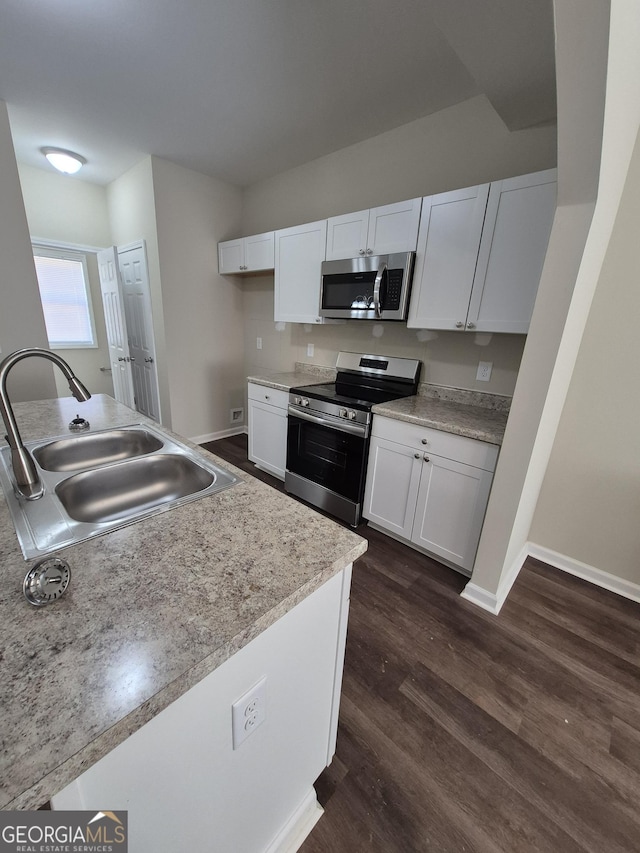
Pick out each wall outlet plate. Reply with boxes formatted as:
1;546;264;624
476;361;493;381
306;343;314;357
230;407;244;424
232;676;267;749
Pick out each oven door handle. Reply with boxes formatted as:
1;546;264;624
288;406;368;438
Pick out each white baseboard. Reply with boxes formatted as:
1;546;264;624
528;543;640;604
190;426;246;444
460;543;529;616
264;788;324;853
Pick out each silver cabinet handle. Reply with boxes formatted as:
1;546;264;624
455;321;464;328
423;455;430;462
358;249;365;255
421;438;428;445
129;356;135;362
265;395;270;400
467;322;476;329
366;248;373;255
144;357;154;363
414;453;420;459
117;356;126;362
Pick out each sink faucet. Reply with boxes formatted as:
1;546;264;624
0;348;91;500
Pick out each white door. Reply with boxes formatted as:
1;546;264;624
366;198;422;255
412;453;494;572
247;399;288;480
244;232;275;272
118;242;161;422
468;168;557;334
362;437;422;539
407;184;490;330
274;220;328;324
325;210;370;260
218;238;244;274
97;247;135;409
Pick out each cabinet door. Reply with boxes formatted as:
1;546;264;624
367;198;422;255
218;238;244;274
244;231;275;272
468;168;557;333
363;437;422;539
274;220;328;324
248;398;288;479
407;185;489;330
412;454;493;572
325;210;370;260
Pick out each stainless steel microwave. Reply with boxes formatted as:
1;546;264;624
319;252;415;321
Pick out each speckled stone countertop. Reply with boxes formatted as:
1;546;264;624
372;395;509;445
0;395;367;810
247;362;336;391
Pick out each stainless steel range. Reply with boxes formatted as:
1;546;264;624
285;352;421;526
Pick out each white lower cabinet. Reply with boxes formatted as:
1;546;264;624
248;383;289;479
52;567;353;853
363;416;498;574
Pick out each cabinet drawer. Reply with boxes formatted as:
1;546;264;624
248;383;289;410
372;415;498;472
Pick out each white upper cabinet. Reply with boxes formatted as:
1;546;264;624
325;198;422;260
274;219;328;324
218;231;274;274
407;184;490;330
407;168;557;334
469;169;557;333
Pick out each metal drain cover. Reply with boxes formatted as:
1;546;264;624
23;557;71;606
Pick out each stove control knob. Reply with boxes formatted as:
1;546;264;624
293;396;301;405
347;410;357;420
300;398;310;407
339;408;348;418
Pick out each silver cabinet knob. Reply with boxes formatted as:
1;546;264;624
144;357;154;363
366;248;373;255
467;322;476;329
423;455;430;462
421;438;428;445
265;395;270;400
359;249;365;255
455;321;464;328
129;356;135;362
117;356;126;362
414;453;421;459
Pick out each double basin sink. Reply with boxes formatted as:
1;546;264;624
0;423;239;559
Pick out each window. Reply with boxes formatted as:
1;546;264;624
32;245;97;348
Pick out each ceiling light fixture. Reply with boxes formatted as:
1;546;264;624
41;147;87;174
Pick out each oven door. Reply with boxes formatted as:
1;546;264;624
286;407;368;503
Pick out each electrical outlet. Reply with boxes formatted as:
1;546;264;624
256;337;262;350
232;676;267;749
476;361;493;381
307;343;314;358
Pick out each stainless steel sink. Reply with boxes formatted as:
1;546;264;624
57;454;215;524
0;423;239;559
34;428;163;472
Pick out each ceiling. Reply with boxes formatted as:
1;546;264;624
0;0;556;188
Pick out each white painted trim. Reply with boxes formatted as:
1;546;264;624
191;426;246;445
31;237;106;254
264;788;323;853
461;542;528;615
528;543;640;604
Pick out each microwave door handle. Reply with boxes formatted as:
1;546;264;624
373;262;387;319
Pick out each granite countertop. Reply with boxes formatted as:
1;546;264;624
247;362;336;392
0;395;367;810
372;394;509;445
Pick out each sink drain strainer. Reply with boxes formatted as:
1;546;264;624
23;557;71;606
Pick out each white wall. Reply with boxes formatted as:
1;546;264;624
241;94;556;397
106;158;172;427
17;164;114;397
0;100;56;402
529;126;640;585
467;0;640;608
151;157;244;441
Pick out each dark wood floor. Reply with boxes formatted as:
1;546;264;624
204;435;640;853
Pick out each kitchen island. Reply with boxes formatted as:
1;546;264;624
0;395;367;851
